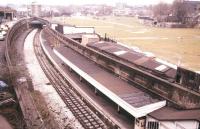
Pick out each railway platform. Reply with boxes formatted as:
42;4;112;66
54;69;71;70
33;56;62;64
40;29;166;128
53;46;166;118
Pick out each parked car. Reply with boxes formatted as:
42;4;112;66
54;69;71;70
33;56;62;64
1;30;7;36
0;32;5;41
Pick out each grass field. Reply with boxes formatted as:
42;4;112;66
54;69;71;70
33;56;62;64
51;16;200;72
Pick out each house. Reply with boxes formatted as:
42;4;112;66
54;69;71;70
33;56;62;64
146;107;200;129
0;7;16;21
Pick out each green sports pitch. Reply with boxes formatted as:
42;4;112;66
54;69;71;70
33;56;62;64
51;16;200;72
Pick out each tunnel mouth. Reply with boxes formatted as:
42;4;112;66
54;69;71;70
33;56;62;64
30;20;45;29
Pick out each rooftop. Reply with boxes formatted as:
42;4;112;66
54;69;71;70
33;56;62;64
149;107;200;122
87;41;177;79
54;46;166;118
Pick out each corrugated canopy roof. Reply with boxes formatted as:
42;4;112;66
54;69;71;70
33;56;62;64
149;107;200;122
87;41;177;79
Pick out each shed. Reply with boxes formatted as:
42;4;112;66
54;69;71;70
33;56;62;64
81;34;99;46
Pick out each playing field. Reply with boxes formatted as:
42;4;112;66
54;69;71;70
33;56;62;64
51;16;200;72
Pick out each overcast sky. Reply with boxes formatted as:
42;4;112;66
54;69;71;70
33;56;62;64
0;0;175;6
1;0;200;6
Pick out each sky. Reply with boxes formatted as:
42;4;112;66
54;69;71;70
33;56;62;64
0;0;176;6
1;0;200;6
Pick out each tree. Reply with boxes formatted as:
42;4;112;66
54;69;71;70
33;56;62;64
153;2;171;17
172;0;188;23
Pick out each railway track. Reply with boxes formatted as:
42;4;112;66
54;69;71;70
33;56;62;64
33;30;107;129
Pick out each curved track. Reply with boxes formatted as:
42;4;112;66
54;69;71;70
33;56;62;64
33;30;107;129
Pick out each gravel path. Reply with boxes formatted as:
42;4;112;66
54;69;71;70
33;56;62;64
24;29;82;129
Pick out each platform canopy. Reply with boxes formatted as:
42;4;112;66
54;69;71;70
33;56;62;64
54;48;166;118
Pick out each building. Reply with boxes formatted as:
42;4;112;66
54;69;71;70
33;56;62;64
113;2;134;16
31;2;42;17
138;16;154;26
16;7;30;18
115;2;127;9
0;7;16;21
183;1;200;25
146;107;200;129
184;1;200;16
113;8;133;16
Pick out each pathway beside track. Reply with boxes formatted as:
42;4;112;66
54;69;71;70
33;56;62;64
24;29;82;129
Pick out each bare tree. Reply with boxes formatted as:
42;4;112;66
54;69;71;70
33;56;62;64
172;0;188;23
153;2;171;17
